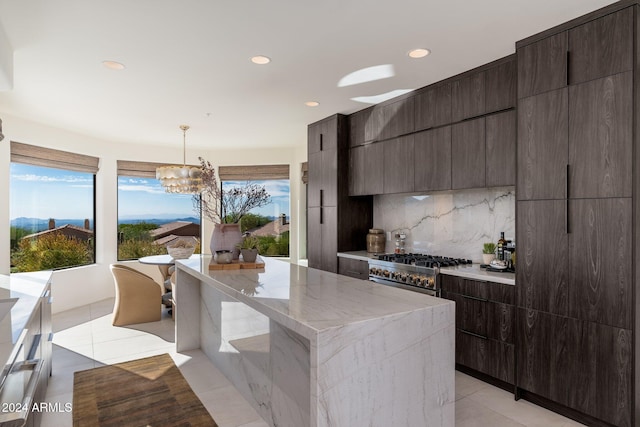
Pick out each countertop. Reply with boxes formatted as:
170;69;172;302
176;255;453;340
338;251;515;286
0;271;51;369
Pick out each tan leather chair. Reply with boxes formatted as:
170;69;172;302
110;264;164;326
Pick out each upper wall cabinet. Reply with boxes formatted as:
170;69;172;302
349;107;371;147
518;7;632;99
568;7;632;85
517;32;568;99
452;71;485;122
383;135;415;194
414;83;452;131
485;59;516;112
380;97;414;140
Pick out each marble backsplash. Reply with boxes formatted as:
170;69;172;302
373;187;515;262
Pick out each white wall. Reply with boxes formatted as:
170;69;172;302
0;113;307;313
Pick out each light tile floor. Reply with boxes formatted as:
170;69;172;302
43;298;585;427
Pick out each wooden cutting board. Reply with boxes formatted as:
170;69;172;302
209;259;265;270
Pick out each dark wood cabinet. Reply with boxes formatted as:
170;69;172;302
568;7;633;86
568;72;632;199
517;308;632;427
349;142;384;196
364;105;384;143
568;198;632;329
338;257;369;280
485;58;516;113
517;32;567;99
516;200;568;316
349;107;371;147
383;135;414;194
452;118;485;189
442;275;515;385
307;115;373;273
414;126;451;192
517;89;568;200
485;111;516;187
414;83;452;131
516;6;637;425
380;97;414;140
452;71;485;122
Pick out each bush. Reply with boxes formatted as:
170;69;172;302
12;233;93;272
256;231;289;257
118;222;158;241
118;239;167;260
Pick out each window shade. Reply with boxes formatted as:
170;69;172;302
219;164;290;181
118;160;167;178
301;162;308;184
11;141;99;174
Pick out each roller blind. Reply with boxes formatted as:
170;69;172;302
218;164;290;181
118;160;169;178
301;162;308;184
11;141;99;174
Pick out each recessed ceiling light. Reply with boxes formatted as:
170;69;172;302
305;101;319;107
408;48;430;59
251;55;271;65
102;60;125;70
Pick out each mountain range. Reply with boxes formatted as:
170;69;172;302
11;216;201;232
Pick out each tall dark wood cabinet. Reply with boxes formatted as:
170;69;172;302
307;114;373;273
515;4;635;426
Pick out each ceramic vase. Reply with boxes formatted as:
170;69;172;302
210;223;242;260
482;253;496;264
241;248;258;263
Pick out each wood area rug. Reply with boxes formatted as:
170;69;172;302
73;353;218;427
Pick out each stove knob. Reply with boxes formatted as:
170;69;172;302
418;277;426;287
398;273;406;282
383;270;390;278
369;267;376;275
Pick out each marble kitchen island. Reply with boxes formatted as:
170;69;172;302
175;256;455;427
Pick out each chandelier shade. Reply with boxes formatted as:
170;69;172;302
156;125;204;194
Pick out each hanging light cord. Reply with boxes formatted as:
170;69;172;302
180;125;189;166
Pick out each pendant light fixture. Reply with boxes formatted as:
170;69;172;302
156;125;203;193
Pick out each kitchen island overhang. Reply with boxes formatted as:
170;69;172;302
174;255;455;427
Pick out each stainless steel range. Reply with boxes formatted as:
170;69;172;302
368;253;473;296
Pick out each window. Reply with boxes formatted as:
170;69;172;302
219;165;290;257
117;160;201;260
10;142;98;272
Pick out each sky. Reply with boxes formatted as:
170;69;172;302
10;163;290;221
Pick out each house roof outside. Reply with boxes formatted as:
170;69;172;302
22;224;94;241
248;219;290;238
149;221;200;240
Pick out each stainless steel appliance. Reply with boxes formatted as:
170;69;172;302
368;253;472;296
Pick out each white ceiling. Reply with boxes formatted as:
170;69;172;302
0;0;617;150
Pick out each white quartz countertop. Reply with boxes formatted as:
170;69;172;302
176;256;453;340
0;271;51;369
338;251;515;286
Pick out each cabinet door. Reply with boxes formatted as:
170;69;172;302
307;207;322;269
338;257;369;280
516;200;568;316
569;198;632;329
569;72;632;199
380;97;414;140
517;309;631;427
321;206;338;273
517;32;567;99
517;89;568;200
321;148;338;206
414;83;452;130
383;135;414;194
349;108;370;147
350;143;384;196
364;105;384;143
451;118;485;189
485;58;516;113
414;126;451;192
452;71;485;122
454;293;487;337
308;123;322;155
485;111;516;187
568;7;633;85
307;151;322;208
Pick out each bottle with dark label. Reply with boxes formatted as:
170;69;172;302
497;232;506;261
